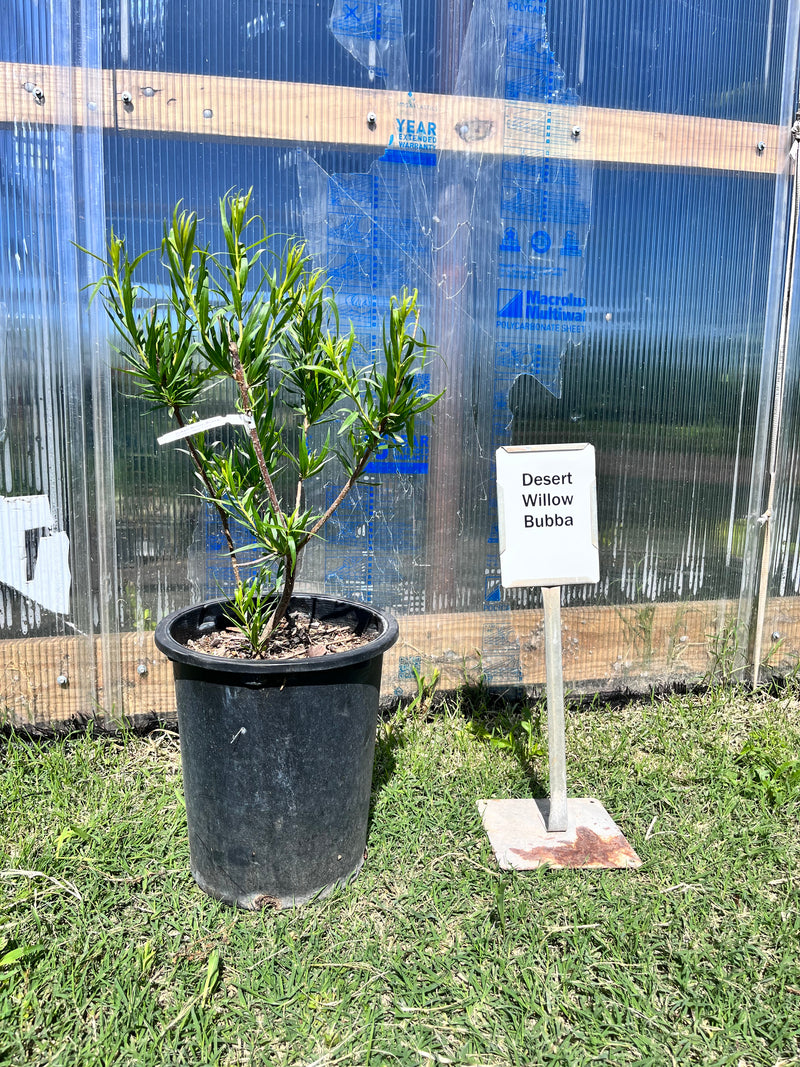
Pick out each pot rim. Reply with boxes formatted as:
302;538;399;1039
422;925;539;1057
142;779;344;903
154;592;399;675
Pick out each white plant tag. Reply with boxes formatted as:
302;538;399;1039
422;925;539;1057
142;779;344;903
157;413;255;446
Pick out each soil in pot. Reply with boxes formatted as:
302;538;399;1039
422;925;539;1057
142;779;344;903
186;606;375;661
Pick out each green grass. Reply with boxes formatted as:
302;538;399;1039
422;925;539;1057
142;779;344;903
1;683;800;1066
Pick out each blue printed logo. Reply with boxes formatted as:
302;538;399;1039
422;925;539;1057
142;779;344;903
497;288;587;321
497;289;524;317
499;227;521;252
484;576;503;603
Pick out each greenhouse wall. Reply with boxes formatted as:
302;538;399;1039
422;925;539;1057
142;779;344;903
3;0;800;729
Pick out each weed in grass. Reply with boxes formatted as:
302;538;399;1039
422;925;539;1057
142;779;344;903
457;681;549;796
464;704;546;771
405;665;442;718
704;612;746;686
733;730;800;809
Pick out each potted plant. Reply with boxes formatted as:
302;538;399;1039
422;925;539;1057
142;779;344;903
90;190;441;908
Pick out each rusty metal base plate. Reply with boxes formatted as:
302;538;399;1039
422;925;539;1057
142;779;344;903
478;797;642;870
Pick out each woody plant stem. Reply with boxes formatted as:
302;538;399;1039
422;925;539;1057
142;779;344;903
229;338;296;641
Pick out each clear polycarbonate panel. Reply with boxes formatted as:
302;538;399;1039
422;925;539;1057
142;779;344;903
97;0;800;702
2;1;55;63
102;0;447;92
546;0;790;123
3;0;800;729
1;0;108;726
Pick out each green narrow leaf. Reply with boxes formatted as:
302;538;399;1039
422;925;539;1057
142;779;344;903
201;948;222;1003
0;945;40;968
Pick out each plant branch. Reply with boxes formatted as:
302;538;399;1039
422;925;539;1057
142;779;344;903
295;419;308;513
262;553;296;642
227;330;284;524
228;328;297;639
298;445;375;552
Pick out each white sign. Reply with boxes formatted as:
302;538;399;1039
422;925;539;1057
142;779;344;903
496;443;599;587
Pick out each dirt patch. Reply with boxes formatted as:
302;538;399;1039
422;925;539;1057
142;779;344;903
186;609;375;662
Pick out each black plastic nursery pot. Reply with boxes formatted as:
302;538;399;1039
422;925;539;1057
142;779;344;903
154;593;399;909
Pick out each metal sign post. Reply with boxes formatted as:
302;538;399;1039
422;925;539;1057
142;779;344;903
478;444;641;870
541;584;567;832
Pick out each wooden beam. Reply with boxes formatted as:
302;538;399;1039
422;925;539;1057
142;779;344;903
0;634;96;731
1;62;114;130
2;597;798;728
391;600;732;692
1;61;785;174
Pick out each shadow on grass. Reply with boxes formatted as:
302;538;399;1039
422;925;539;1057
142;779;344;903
372;677;550;805
371;719;403;791
366;716;404;834
453;679;549;798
